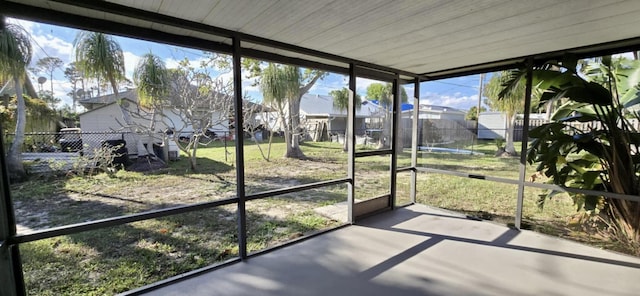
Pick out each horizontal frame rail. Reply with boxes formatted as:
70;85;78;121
355;149;392;158
11;197;238;244
246;178;350;201
396;167;415;173
417;167;640;203
9;177;351;246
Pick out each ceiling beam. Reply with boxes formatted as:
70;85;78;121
421;36;640;80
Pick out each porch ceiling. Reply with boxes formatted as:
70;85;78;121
8;0;640;77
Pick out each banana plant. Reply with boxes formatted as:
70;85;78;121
507;56;640;242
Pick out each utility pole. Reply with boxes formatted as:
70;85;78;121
476;73;485;134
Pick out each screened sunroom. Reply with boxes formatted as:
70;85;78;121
2;1;640;295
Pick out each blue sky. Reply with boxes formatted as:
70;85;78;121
11;17;486;112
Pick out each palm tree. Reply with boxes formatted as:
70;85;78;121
483;71;525;155
0;18;32;182
260;63;323;159
73;31;128;121
73;31;147;159
133;52;169;157
330;87;361;151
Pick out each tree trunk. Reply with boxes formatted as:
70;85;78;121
284;98;305;159
143;108;158;158
504;113;517;155
343;130;348;152
189;135;199;171
609;199;640;244
379;111;392;149
6;76;27;182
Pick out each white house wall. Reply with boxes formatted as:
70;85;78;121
160;108;229;136
79;104;141;155
478;112;507;139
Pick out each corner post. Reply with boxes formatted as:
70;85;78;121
516;58;534;229
390;75;401;209
410;78;420;204
347;63;356;223
232;36;247;258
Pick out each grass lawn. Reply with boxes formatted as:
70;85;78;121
10;138;628;295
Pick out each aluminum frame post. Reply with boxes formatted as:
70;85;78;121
410;78;420;204
0;120;25;295
515;58;534;229
347;63;356;224
232;36;247;259
389;75;401;209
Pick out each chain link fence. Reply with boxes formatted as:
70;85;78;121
5;131;135;155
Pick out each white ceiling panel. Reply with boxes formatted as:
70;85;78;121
201;0;278;31
9;0;640;76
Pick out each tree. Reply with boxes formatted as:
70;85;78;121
133;52;169;157
465;106;486;121
258;62;324;159
366;83;408;148
242;100;274;161
526;56;640;251
483;71;525;155
73;31;128;122
162;58;234;171
34;57;63;96
366;82;408;108
0;18;32;182
330;87;361;151
64;62;85;111
73;31;144;159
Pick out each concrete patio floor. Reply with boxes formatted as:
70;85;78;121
140;204;640;296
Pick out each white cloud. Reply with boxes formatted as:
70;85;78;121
9;18;74;66
421;92;480;110
217;70;259;95
30;34;74;63
7;18;35;32
123;51;141;80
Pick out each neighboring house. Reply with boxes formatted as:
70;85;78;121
395;103;469;148
402;104;467;122
78;88;269;155
297;94;385;141
77;88;137;111
78;88;230;156
78;98;144;155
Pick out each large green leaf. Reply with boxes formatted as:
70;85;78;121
555;83;611;106
532;70;584;91
620;87;640;108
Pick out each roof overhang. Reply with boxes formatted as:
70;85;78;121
6;0;640;80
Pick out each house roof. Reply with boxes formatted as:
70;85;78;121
8;1;640;79
367;100;413;112
300;94;384;119
416;104;466;115
78;98;137;117
78;88;138;107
